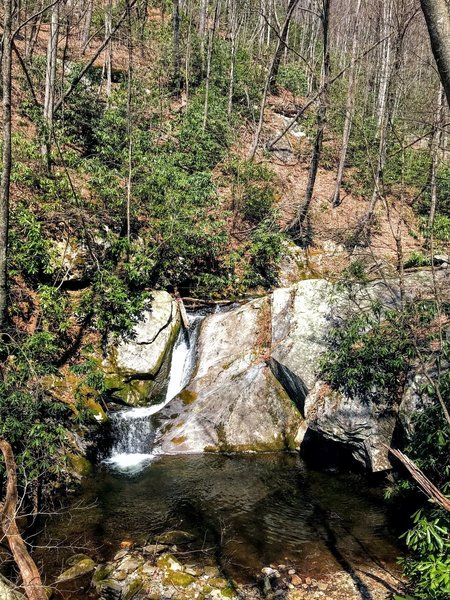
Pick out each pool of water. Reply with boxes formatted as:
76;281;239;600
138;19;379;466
35;453;405;594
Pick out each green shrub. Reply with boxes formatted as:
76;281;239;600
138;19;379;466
9;205;55;280
277;63;308;96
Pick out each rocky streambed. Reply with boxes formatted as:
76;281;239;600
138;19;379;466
34;454;407;600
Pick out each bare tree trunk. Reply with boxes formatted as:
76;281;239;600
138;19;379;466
104;0;113;99
203;0;220;132
289;0;330;236
428;86;445;231
332;0;362;207
126;0;133;242
269;0;300;92
420;0;450;108
227;0;238;116
172;0;182;93
0;0;12;328
42;0;60;170
199;0;208;36
0;440;47;600
81;0;93;51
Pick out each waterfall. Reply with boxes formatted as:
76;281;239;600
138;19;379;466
104;315;203;472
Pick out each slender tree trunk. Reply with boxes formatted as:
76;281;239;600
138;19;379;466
42;0;59;170
360;6;409;240
172;0;181;93
0;440;47;600
81;0;93;51
227;0;238;117
126;0;133;242
420;0;450;108
269;0;299;92
199;0;208;36
104;0;113;99
428;86;446;231
290;0;330;237
332;0;362;207
0;0;12;328
203;0;220;132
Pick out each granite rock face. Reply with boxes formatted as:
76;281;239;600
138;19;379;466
154;274;448;471
104;291;181;406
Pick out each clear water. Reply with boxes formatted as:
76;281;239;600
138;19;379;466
36;453;405;596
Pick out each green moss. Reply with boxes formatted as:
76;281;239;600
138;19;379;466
163;572;196;587
209;578;227;589
171;435;187;445
179;389;197;405
68;453;93;477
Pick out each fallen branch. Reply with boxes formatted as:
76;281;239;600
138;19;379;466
0;440;47;600
387;445;450;512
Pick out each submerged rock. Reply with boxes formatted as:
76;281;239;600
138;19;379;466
104;291;181;405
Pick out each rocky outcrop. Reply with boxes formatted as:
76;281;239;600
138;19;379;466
154;274;448;471
104;291;181;406
154;296;303;454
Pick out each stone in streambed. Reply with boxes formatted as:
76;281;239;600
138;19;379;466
56;557;96;582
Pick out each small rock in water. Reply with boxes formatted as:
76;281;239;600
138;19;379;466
120;540;134;549
278;564;286;571
143;544;168;555
155;530;196;545
56;557;96;582
114;550;128;562
288;569;296;575
305;577;312;585
262;567;280;578
291;575;302;586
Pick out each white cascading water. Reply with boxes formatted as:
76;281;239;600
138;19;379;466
104;315;203;473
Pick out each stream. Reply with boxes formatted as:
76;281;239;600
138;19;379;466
34;312;406;597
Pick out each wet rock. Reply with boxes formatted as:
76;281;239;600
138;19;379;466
154;296;303;454
56;557;96;582
291;575;302;586
155;530;195;545
142;543;168;555
104;291;181;406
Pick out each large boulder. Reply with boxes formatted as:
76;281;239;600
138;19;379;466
153;296;303;453
104;291;181;406
154;274;448;471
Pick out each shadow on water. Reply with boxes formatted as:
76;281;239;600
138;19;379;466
35;453;407;596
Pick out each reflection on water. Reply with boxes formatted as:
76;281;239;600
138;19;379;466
36;453;404;586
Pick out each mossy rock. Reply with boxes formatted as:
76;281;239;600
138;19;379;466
163;571;196;587
92;564;113;585
156;553;183;572
56;558;96;582
67;454;93;478
155;531;196;545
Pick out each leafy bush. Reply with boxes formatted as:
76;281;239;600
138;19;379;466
9;205;55;280
277;63;308;96
79;271;148;336
319;306;415;405
400;508;450;600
